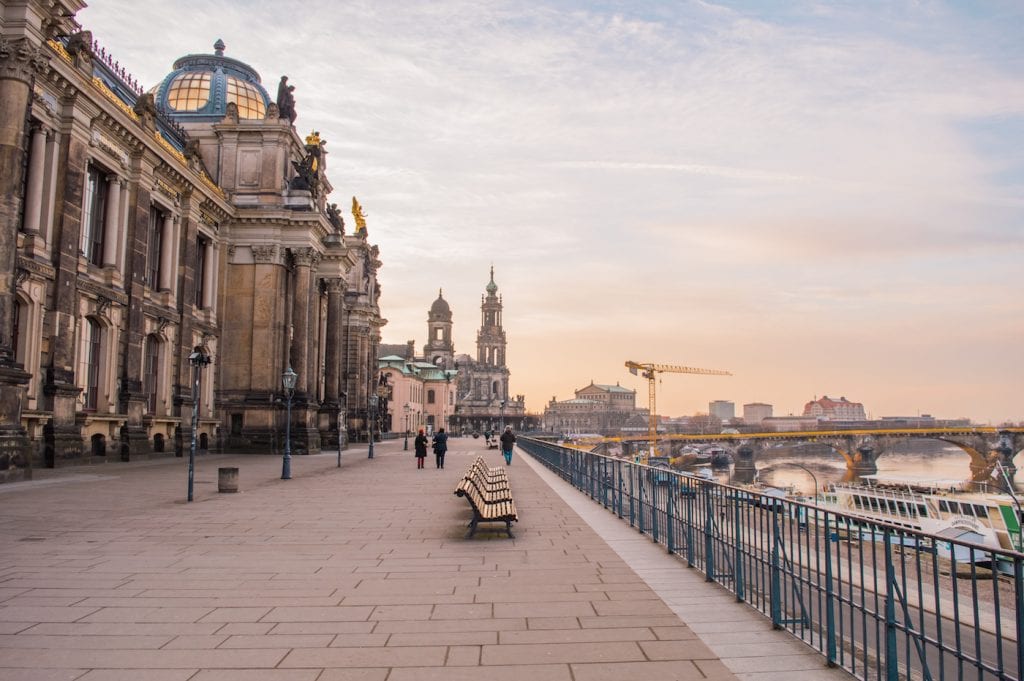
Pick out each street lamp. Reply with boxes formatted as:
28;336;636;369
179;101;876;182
500;399;506;432
186;346;211;502
281;365;297;480
403;403;411;451
368;395;378;459
785;462;819;503
337;391;347;468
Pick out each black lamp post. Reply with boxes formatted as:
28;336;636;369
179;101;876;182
281;365;297;480
337;391;346;468
368;395;377;458
186;346;211;502
500;399;506;432
403;404;411;450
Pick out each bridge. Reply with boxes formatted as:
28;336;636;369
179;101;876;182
571;427;1024;489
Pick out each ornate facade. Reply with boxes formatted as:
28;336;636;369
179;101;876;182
543;382;641;436
0;1;384;481
449;269;525;434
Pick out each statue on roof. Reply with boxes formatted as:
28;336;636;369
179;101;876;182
352;196;368;234
276;75;296;124
326;202;345;233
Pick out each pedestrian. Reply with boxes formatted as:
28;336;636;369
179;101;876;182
432;428;448;469
414;428;428;469
499;426;516;465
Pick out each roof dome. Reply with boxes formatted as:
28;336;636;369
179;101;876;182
153;39;269;122
429;289;452;320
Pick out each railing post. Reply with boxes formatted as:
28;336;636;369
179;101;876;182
770;507;782;628
824;510;837;667
628;463;636;527
704;486;715;583
1016;557;1024;681
616;460;624;518
733;492;744;601
685;485;694;566
666;475;676;553
883;528;899;681
638;467;647;535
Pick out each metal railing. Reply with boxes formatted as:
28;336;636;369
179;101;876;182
519;437;1023;681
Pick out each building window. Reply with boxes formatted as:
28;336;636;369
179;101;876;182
147;208;163;289
427;389;435;404
144;334;160;413
195;237;207;308
81;166;107;265
83;318;102;410
167;72;211;111
226;77;266;119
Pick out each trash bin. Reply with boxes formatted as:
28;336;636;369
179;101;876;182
218;467;239;493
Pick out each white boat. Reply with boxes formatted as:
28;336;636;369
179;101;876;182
819;475;1024;571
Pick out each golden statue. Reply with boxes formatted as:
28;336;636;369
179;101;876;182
305;130;321;146
352;196;368;233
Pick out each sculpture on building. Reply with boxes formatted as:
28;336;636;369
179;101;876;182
326;203;345;233
276;75;296;124
352;196;368;234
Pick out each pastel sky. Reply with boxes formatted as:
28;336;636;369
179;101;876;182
79;1;1023;424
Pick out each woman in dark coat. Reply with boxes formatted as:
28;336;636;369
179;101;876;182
432;428;448;469
414;429;428;469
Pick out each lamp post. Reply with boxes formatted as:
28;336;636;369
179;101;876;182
281;365;297;480
403;403;411;450
186;346;211;502
336;391;346;468
368;395;377;459
499;399;506;432
785;462;819;503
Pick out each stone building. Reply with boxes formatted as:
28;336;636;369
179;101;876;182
543;382;641;436
802;395;867;421
0;1;384;481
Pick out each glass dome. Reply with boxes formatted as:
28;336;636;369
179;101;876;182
154;39;269;122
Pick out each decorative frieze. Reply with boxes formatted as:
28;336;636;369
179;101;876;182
251;245;279;264
16;255;56;281
0;37;49;83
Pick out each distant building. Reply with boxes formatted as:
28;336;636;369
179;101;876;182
709;400;735;420
743;402;773;424
762;416;818;432
544;382;641;435
380;271;526;435
803;395;866;421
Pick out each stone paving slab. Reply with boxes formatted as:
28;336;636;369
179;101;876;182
0;437;837;679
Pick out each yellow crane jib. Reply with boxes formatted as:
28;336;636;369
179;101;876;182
625;361;732;462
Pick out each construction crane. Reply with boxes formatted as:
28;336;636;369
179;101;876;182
625;361;732;461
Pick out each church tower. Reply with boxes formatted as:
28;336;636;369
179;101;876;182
477;267;507;368
424;289;454;368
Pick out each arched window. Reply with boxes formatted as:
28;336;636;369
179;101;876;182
144;334;161;413
83;318;102;410
81;165;108;265
427;389;435;404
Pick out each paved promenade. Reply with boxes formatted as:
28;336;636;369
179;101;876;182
0;436;850;680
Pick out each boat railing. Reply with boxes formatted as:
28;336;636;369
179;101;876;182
520;437;1023;681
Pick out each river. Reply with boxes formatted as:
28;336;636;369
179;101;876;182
714;438;1023;494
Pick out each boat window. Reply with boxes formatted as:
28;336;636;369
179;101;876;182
939;500;950;513
973;504;988;517
853;496;863;509
917;504;928;517
959;502;973;516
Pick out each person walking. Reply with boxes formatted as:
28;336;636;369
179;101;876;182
499;426;516;465
432;428;448;469
414;429;428;469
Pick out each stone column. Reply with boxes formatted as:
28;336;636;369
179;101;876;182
101;175;121;267
21;125;47;235
158;214;174;291
202;241;216;311
323;278;344;403
289;248;316;396
0;38;44;481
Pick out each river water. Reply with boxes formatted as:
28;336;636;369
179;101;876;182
713;439;1023;495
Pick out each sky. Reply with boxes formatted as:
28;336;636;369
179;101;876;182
78;1;1024;424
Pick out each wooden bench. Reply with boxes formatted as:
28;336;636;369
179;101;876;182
454;459;517;538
